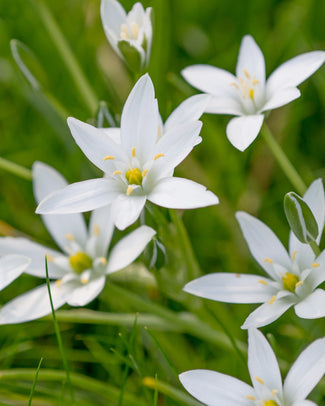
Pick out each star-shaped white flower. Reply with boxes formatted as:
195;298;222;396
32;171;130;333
101;0;152;70
184;179;325;328
182;35;325;151
0;162;155;324
36;74;218;230
180;328;325;406
0;255;31;291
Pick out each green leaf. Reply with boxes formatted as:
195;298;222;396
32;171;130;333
284;192;318;243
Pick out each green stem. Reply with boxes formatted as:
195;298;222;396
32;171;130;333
309;240;321;257
32;0;98;115
261;124;307;195
28;357;43;406
0;158;32;181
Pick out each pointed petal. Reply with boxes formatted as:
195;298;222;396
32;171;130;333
36;179;120;214
248;329;283;397
184;273;274;303
0;255;31;290
284;336;325;402
111;194;146;230
236;35;265;84
89;205;114;257
101;0;126;42
261;87;301;112
179;370;254;406
66;276;106;306
32;161;88;251
267;51;325;95
205;96;244;115
226;115;264;151
107;225;155;273
294;289;325;319
148;177;219;209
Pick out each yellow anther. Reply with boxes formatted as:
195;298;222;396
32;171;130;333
243;68;250;79
154;153;165;161
157;124;162;139
271;389;278;397
292;250;298;260
142;169;149;177
81;276;89;284
120;24;130;39
263;258;273;264
66;233;75;241
282;272;299;292
131;147;136;157
312;262;320;268
93;225;99;236
246;395;256;401
55;279;62;287
126;167;143;185
295;281;303;288
252;79;259;85
113;170;122;176
46;254;54;263
258;279;268;286
69;252;92;274
254;376;265;385
126;186;133;196
103;155;115;161
230;82;239;89
249;89;254;99
269;295;276;304
131;22;139;38
99;257;107;265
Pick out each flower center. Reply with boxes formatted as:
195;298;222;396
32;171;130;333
125;167;143;185
263;400;279;406
282;272;299;292
120;22;139;40
69;252;92;274
231;69;259;101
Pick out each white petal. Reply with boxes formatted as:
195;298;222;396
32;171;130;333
32;161;88;251
248;329;283;396
266;51;325;95
205;96;244;116
184;273;274;303
261;87;301;112
101;0;126;43
179;370;254;406
236;35;265;85
294;289;325;319
66;276;106;306
111;194;146;230
0;283;68;324
236;212;291;279
36;179;120;214
100;127;121;144
292;401;317;406
226;115;264;151
284;336;325;403
0;255;31;290
88;205;114;257
148;177;219;209
107;225;155;273
164;95;210;132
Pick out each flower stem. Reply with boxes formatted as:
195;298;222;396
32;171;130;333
28;357;43;406
261;124;307;195
0;157;32;181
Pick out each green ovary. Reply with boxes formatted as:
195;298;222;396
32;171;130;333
69;252;92;274
282;272;299;292
126;167;143;185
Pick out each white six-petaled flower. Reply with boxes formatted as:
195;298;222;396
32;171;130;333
36;74;218;230
0;162;155;324
180;328;325;406
182;35;325;151
184;179;325;328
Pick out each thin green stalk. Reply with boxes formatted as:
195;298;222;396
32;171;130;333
32;0;98;115
309;240;321;257
28;357;43;406
45;259;74;403
0;158;32;181
261;124;307;195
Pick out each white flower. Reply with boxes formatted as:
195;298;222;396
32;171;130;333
182;35;325;151
184;179;325;328
36;74;218;231
0;162;155;324
0;255;31;291
180;328;325;406
101;0;152;70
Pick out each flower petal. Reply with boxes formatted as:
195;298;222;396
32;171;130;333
179;370;254;406
0;255;31;290
284;336;325;403
107;225;155;274
236;35;265;85
88;205;114;258
148;177;219;209
261;87;301;112
294;289;325;319
66;276;106;306
226;115;264;151
101;0;126;45
205;96;244;116
110;194;147;230
184;273;274;303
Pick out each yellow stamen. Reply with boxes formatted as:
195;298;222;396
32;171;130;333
295;281;303;288
292;250;298;260
113;170;122;176
46;254;54;263
55;279;62;287
157;124;162;139
252;78;259;85
312;262;320;268
66;233;74;241
131;147;136;157
264;401;278;406
258;279;268;286
126;167;143;185
254;376;264;385
104;155;114;161
126;186;133;196
271;389;278;397
120;24;129;39
81;276;89;284
69;252;92;274
93;225;99;236
142;169;149;177
282;272;299;292
269;295;276;304
99;257;107;265
246;395;256;401
230;82;239;89
131;22;139;38
263;258;273;264
243;68;250;79
154;153;165;161
249;89;254;99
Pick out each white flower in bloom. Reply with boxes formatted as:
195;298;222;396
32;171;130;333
180;328;325;406
101;0;152;70
36;74;218;231
0;255;31;291
182;35;325;151
0;162;155;324
184;179;325;328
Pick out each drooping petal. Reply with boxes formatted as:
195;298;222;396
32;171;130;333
236;35;266;85
32;161;88;252
184;273;274;303
106;225;155;274
248;329;283;397
294;289;325;319
205;96;244;116
0;255;31;291
101;0;126;46
0;283;68;324
148;177;218;209
36;179;120;214
226;115;264;151
88;205;114;258
266;51;325;95
110;194;147;230
261;87;301;112
66;276;106;307
284;336;325;403
179;370;254;406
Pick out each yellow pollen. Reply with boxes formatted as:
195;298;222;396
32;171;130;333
269;295;276;304
254;376;264;385
292;250;298;260
113;170;122;176
131;147;136;157
249;89;254;99
99;257;107;265
46;254;54;263
252;78;259;85
131;22;139;38
263;258;273;264
142;169;149;177
154;153;165;161
271;389;278;397
246;396;256;401
126;167;143;185
230;82;239;89
66;233;74;241
120;24;129;39
93;225;99;236
295;281;303;287
243;68;250;79
104;155;114;161
55;279;62;287
258;279;268;286
264;401;279;406
81;276;89;284
312;262;320;268
126;186;133;196
282;272;299;292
